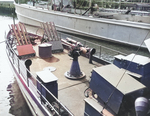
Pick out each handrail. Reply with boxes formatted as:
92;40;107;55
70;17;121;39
6;30;127;115
5;41;74;116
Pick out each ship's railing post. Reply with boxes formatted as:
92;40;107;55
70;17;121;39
18;58;20;73
58;103;61;114
59;33;61;40
84;41;86;46
12;52;14;64
8;46;10;56
99;45;101;58
7;43;15;64
27;75;29;87
39;81;42;104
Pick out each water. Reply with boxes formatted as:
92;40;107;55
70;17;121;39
0;15;32;116
59;32;150;57
59;32;150;64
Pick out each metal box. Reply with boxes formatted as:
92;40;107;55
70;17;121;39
84;98;103;116
17;44;35;58
36;70;58;103
89;64;146;115
113;54;150;88
39;43;52;58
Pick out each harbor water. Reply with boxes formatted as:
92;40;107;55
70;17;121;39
0;13;150;116
0;15;32;116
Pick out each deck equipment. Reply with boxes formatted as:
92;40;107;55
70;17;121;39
63;38;96;80
135;97;149;116
41;22;63;53
65;46;86;80
8;22;36;59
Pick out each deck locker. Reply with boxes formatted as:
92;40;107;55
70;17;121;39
86;64;146;115
114;53;150;88
36;70;58;103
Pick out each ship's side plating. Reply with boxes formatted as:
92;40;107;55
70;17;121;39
15;3;150;48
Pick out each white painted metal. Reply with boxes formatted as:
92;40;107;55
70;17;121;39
0;0;13;4
15;3;150;48
36;70;58;83
7;57;51;116
144;38;150;52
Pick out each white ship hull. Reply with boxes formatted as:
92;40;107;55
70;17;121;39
15;3;150;48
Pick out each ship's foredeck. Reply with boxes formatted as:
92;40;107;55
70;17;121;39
29;43;102;116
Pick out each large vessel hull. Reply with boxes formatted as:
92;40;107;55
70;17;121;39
15;3;150;48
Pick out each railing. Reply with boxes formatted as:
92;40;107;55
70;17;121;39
58;32;127;63
6;42;74;116
6;30;127;115
18;1;150;16
99;8;150;16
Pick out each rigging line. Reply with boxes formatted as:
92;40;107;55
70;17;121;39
102;30;150;112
